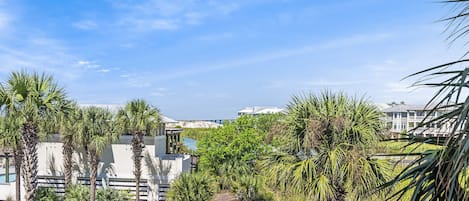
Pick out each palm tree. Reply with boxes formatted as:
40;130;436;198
382;1;469;200
0;116;22;201
0;71;68;201
56;101;79;188
262;92;390;201
78;106;117;201
116;99;160;201
167;173;215;201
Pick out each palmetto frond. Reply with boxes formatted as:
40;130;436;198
381;1;469;200
116;99;160;135
264;91;389;200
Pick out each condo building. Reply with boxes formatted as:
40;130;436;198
381;103;451;137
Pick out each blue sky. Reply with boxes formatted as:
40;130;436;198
0;0;464;119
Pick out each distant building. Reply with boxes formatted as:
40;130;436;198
237;106;285;116
381;102;451;138
166;120;222;129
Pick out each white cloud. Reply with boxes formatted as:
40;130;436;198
76;60;100;69
184;12;204;25
146;19;178;30
306;80;361;87
145;32;393;81
150;87;169;97
112;0;241;32
151;92;165;97
119;17;178;31
0;12;9;30
0;37;88;79
196;33;233;41
73;20;98;30
96;68;111;73
121;73;152;88
385;82;416;92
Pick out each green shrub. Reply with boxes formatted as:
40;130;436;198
233;175;273;201
167;173;215;201
65;185;89;201
37;187;60;201
65;185;130;201
96;188;131;201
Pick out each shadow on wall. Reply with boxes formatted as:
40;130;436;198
144;151;172;184
47;154;57;176
100;145;116;177
73;145;116;178
74;148;89;176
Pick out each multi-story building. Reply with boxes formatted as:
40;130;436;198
381;103;451;137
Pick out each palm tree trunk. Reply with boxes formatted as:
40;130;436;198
21;122;38;201
132;131;144;201
88;149;98;201
14;145;22;201
63;138;73;188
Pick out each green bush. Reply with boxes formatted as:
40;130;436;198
233;175;273;201
167;173;215;201
96;188;131;201
65;185;89;201
65;185;130;201
37;187;60;201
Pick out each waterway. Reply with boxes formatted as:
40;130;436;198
183;137;197;151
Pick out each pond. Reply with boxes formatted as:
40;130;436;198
183;137;197;151
0;173;16;183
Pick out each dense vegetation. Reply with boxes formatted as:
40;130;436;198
35;186;130;201
180;128;214;141
169;93;400;201
167;173;215;201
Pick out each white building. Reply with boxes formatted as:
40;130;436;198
237;106;285;116
381;103;451;137
0;117;193;201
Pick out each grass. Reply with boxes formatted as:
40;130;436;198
180;128;215;141
376;141;443;154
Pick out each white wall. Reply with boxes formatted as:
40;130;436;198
36;135;192;201
0;182;16;200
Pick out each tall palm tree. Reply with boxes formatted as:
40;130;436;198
0;71;68;201
116;99;160;201
382;1;469;200
55;101;79;188
78;106;118;201
262;92;390;201
0;116;22;201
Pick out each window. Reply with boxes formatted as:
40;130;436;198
408;122;415;128
386;122;392;129
401;112;407;117
417;111;425;117
166;131;181;154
